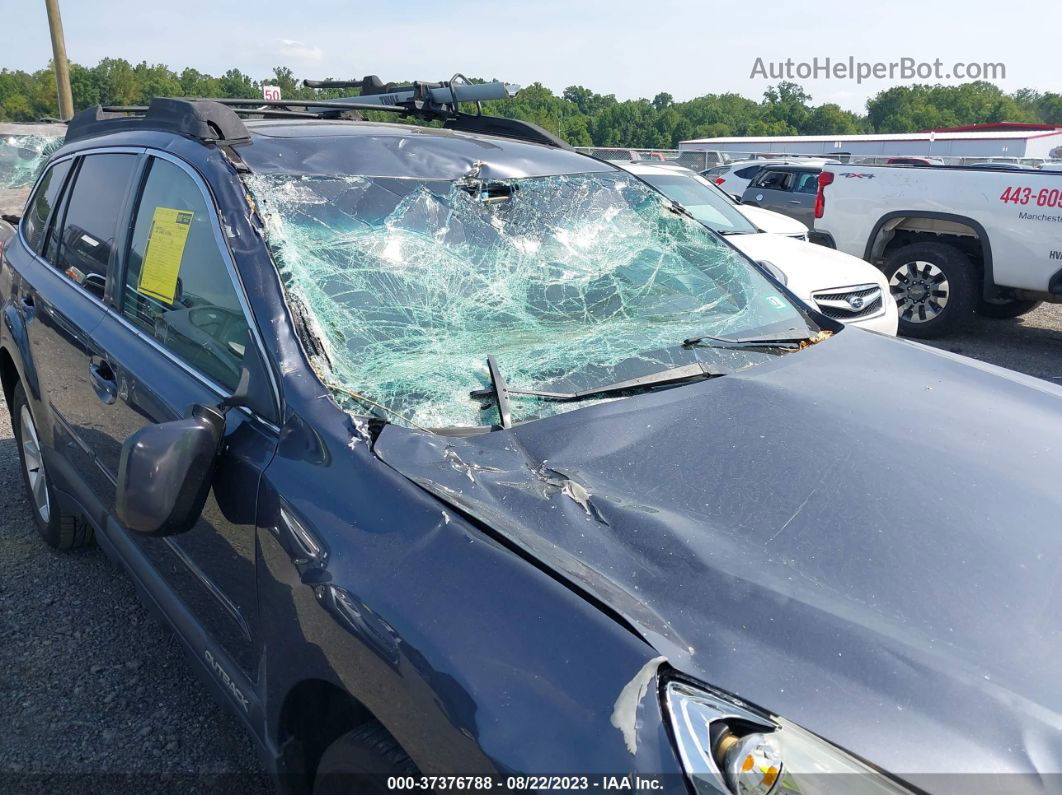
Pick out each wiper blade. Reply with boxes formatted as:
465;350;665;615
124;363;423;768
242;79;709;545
485;354;513;429
681;332;813;350
471;361;720;405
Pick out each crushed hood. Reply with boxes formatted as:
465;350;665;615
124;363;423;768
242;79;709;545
375;329;1062;781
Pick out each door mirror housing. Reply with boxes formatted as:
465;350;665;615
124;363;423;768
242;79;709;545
116;404;225;536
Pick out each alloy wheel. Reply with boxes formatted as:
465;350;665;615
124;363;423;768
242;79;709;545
19;404;50;523
890;260;949;324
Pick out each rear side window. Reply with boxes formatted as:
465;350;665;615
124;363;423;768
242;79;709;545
54;154;138;299
794;172;819;194
705;166;727;177
21;160;72;254
121;157;250;392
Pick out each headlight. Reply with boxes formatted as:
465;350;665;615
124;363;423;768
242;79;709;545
665;681;911;795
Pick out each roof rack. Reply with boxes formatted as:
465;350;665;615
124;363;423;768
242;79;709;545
62;75;572;150
66;98;252;144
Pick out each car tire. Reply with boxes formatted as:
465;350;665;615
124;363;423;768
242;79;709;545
974;297;1043;319
883;242;976;338
313;721;418;795
10;382;92;549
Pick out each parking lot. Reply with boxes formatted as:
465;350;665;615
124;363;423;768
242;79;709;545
1;304;1059;782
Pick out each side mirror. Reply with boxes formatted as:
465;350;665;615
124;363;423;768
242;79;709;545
116;404;225;536
757;259;788;287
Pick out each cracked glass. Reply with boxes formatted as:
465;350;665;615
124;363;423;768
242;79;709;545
245;170;813;429
0;134;63;189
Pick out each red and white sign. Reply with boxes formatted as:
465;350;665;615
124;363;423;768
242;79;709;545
263;85;282;102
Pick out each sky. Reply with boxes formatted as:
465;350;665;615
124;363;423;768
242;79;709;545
4;0;1059;113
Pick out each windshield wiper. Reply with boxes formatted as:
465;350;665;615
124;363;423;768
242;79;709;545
472;360;720;410
485;354;513;429
681;332;815;351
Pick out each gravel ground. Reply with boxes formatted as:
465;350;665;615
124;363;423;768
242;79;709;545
919;303;1062;382
0;408;267;790
1;304;1061;789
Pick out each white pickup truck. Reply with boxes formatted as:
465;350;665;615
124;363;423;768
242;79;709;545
813;163;1062;337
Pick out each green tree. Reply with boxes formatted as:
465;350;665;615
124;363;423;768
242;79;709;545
1;93;34;121
803;103;861;135
652;92;673;111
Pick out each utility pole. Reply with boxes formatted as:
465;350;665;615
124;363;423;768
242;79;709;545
44;0;74;119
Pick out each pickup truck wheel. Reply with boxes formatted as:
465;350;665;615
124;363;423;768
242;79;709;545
884;243;975;338
10;382;92;549
313;721;418;795
974;297;1043;319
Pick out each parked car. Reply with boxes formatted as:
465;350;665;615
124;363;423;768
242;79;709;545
4;96;1061;794
702;160;785;199
707;158;841;202
618;162;896;333
815;161;1062;336
740;164;825;226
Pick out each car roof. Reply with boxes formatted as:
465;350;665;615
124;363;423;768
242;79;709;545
235;119;616;181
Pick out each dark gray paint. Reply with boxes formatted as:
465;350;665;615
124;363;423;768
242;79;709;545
377;327;1062;781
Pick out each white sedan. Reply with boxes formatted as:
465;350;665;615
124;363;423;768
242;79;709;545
618;162;898;335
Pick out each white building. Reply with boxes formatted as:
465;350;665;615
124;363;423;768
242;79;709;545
680;123;1062;163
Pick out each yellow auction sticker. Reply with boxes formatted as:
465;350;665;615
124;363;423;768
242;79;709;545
137;207;193;303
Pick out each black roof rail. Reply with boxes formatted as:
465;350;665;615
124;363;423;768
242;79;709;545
65;98;252;144
64;94;572;150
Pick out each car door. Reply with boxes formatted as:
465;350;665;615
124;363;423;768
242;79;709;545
85;152;279;685
787;170;820;226
743;168;795;214
15;153;140;519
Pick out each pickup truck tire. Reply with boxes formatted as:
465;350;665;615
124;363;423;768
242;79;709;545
883;242;976;338
974;297;1043;319
313;721;418;795
11;382;93;549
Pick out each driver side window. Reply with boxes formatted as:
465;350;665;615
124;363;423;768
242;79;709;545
121;157;251;392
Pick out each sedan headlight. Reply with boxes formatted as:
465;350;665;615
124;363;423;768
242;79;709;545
665;681;911;795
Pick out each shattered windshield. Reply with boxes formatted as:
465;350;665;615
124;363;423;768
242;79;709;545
246;170;814;429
